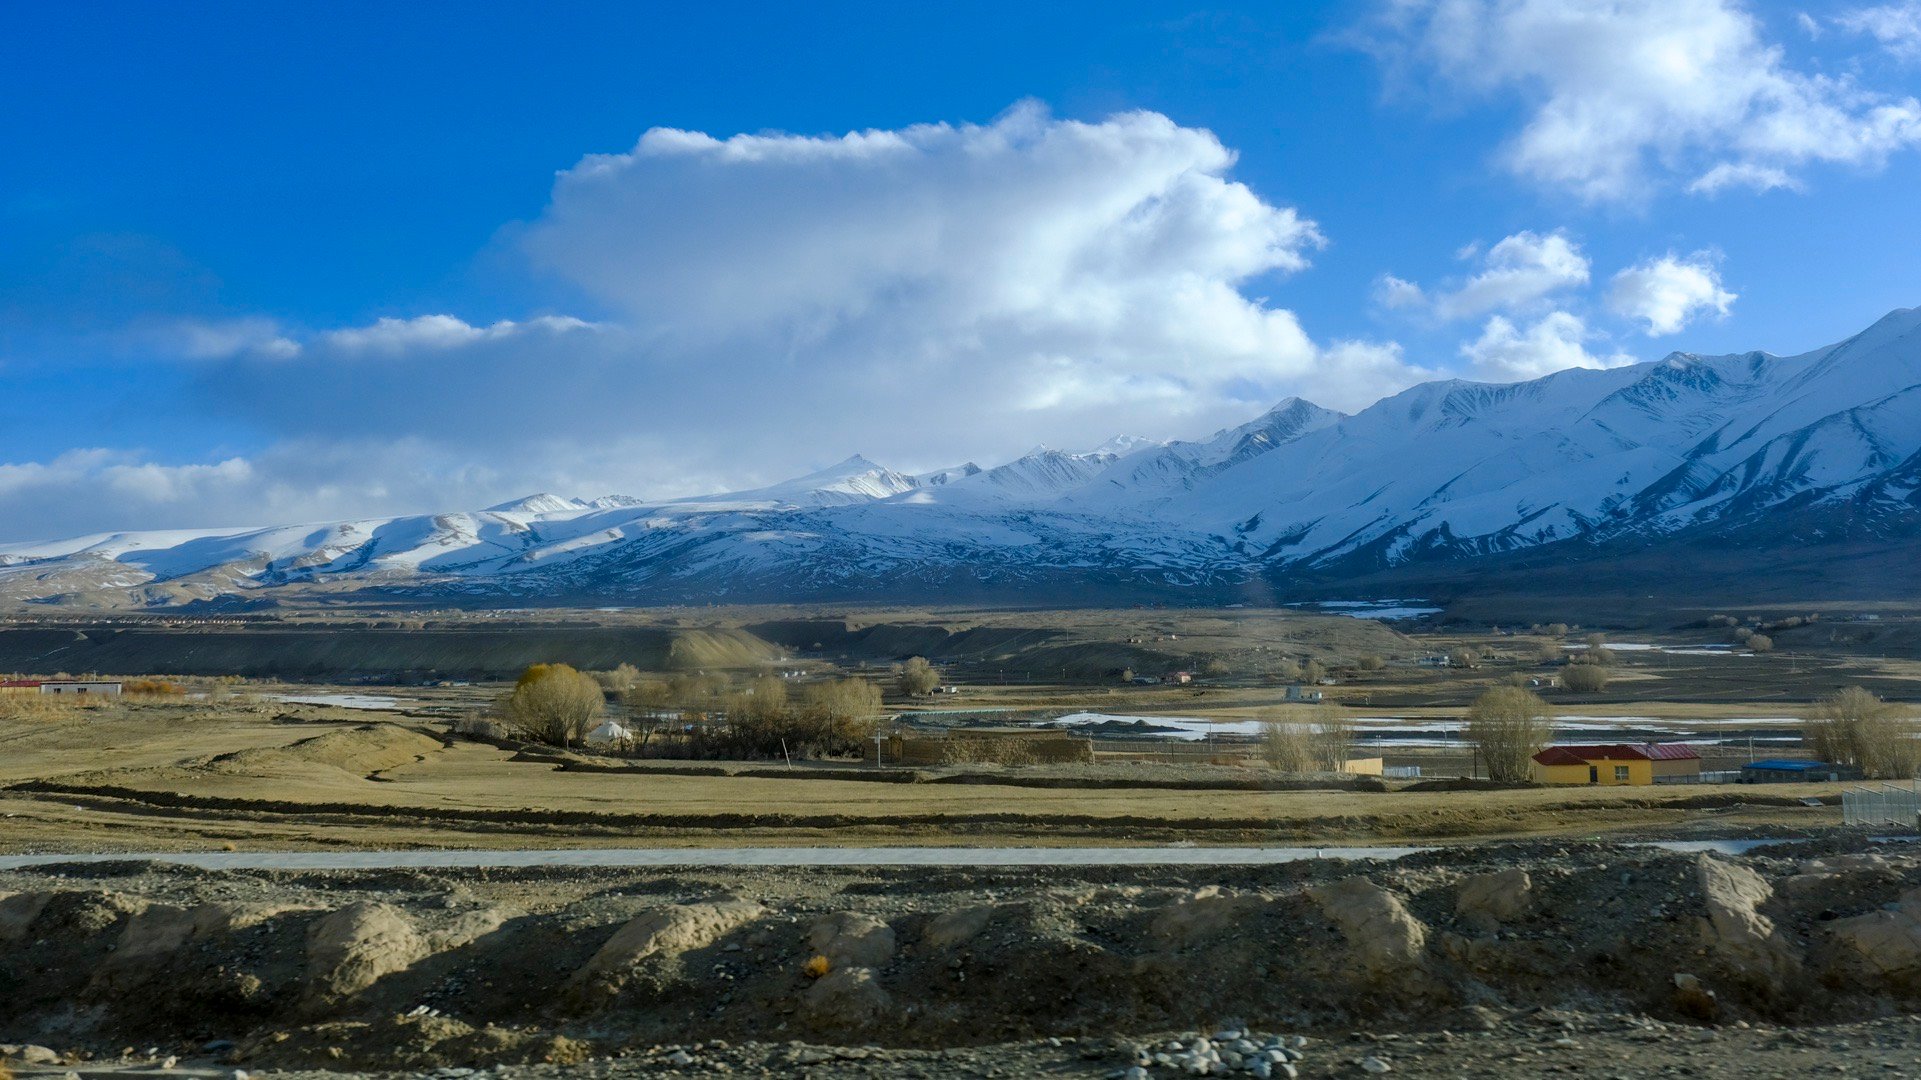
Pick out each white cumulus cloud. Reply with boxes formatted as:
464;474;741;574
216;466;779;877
1459;311;1635;382
1361;0;1921;200
1379;229;1591;321
1607;252;1738;335
0;103;1439;538
1436;230;1591;319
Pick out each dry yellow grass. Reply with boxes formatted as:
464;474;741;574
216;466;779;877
0;705;1845;852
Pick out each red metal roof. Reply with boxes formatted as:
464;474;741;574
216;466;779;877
0;679;42;688
1532;744;1655;765
1643;743;1700;760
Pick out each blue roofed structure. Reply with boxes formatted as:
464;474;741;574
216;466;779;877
1740;759;1864;783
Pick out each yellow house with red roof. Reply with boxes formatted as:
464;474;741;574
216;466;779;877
1531;743;1700;786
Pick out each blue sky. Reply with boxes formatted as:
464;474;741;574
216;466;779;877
2;1;1919;538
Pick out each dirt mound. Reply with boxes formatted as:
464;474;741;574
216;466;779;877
664;629;783;670
203;723;443;780
7;843;1921;1071
1308;876;1428;980
568;898;766;1003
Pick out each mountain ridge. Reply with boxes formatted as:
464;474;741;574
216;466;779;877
4;307;1918;609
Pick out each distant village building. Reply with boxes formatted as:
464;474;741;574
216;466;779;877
1531;743;1701;786
0;679;122;697
585;720;634;746
1284;685;1323;703
1166;671;1193;685
1740;759;1863;784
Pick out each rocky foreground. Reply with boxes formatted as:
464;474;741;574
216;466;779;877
6;838;1921;1077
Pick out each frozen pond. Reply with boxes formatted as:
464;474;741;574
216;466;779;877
1289;599;1443;621
1034;711;1805;747
1567;642;1754;657
1045;712;1267;741
270;693;402;711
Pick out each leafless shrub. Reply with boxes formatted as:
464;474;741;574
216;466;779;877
1261;705;1354;772
1467;686;1553;783
897;657;939;696
499;663;606;748
1561;664;1611;692
1807;686;1920;779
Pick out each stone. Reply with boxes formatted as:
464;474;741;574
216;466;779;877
802;966;893;1028
1362;1056;1392;1073
1307;877;1429;978
1456;869;1533;929
1826;889;1921;988
16;1046;61;1065
1695;856;1798;978
1672;973;1719;1021
924;904;999;950
569;898;765;1000
306;902;430;1003
0;892;55;943
809;911;896;969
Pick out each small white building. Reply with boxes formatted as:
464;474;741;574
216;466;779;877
40;680;122;697
585;720;634;746
1284;685;1323;703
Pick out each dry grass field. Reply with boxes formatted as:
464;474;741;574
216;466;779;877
0;696;1853;853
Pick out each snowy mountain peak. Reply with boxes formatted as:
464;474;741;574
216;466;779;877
2;306;1917;609
915;463;982;486
485;493;586;515
1090;434;1160;456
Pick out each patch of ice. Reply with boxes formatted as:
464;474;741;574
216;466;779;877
271;693;402;711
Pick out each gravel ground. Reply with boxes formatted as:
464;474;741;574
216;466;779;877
8;837;1921;1079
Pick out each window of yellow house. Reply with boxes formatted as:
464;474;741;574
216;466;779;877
1614;765;1629;781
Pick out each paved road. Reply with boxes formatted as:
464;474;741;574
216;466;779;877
0;839;1782;871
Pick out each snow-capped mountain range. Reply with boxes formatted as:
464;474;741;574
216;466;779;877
4;308;1919;609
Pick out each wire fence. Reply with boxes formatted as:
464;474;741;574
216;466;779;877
1842;783;1921;829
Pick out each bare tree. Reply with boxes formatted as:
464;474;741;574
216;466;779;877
1261;705;1353;772
1561;663;1610;692
1808;686;1919;779
897;657;940;696
1309;706;1355;771
1466;686;1553;783
592;663;642;693
1260;717;1312;772
500;663;606;748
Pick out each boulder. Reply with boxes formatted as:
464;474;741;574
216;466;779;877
1826;889;1921;988
802;966;892;1028
923;904;998;951
306;902;430;1003
0;891;54;943
569;898;764;999
1695;856;1798;978
809;912;895;969
1455;869;1532;930
1307;877;1428;977
95;902;238;991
